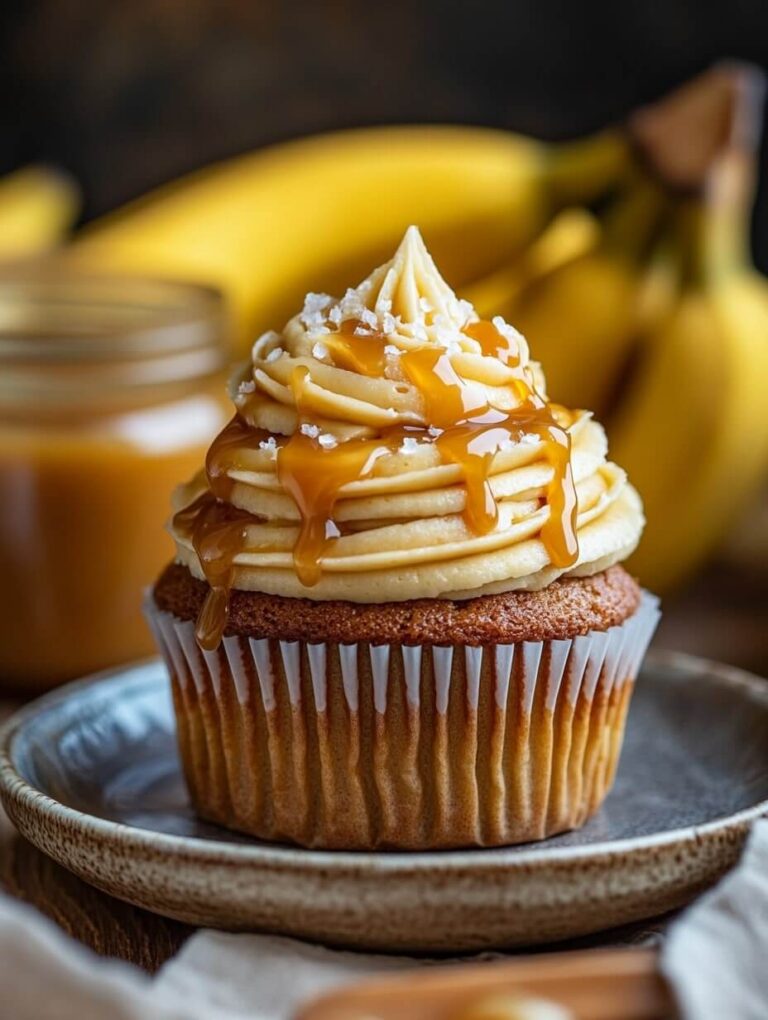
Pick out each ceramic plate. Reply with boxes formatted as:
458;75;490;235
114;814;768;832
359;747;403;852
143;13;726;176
1;650;767;952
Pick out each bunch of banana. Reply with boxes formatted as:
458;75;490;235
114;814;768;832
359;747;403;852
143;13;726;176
610;151;768;591
0;165;79;260
61;63;767;591
465;63;768;591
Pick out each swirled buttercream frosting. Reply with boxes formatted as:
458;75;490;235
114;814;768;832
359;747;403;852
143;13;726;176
171;227;644;648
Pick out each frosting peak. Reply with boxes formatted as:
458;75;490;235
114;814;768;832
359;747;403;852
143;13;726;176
171;228;645;648
354;224;471;336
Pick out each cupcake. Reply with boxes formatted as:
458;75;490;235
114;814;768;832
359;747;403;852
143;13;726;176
147;226;659;850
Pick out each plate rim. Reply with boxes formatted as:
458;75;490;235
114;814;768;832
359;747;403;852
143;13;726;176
2;647;768;873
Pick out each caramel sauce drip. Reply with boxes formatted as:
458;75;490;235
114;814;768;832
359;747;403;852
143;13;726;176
400;322;579;561
322;318;388;376
184;317;579;647
205;414;256;502
277;430;391;587
173;491;251;650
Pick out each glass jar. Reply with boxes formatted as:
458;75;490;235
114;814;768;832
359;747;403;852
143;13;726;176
0;273;230;692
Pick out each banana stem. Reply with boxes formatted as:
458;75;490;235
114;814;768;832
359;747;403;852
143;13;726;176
677;148;754;285
544;131;633;209
600;174;670;262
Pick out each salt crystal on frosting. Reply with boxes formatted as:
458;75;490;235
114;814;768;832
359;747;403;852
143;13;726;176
492;314;526;346
458;299;475;322
381;312;397;335
300;423;321;439
258;436;277;456
338;288;367;322
312;342;329;360
400;437;419;454
499;432;540;453
318;433;338;449
238;379;256;395
265;346;284;363
300;294;334;332
302;292;333;315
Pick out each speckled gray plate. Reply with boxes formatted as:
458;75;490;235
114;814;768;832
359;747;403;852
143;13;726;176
1;650;767;952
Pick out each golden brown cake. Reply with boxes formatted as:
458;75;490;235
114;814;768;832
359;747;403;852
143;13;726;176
146;227;659;849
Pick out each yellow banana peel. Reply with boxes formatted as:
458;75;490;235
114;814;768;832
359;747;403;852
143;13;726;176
66;126;628;356
461;208;600;320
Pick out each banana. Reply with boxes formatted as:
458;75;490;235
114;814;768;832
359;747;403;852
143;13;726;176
610;195;768;592
509;176;670;416
460;207;600;320
66;126;629;356
0;165;80;260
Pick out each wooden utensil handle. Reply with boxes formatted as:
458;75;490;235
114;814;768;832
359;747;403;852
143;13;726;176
297;947;677;1020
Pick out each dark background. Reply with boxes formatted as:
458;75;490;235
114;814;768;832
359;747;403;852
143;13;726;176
1;0;767;265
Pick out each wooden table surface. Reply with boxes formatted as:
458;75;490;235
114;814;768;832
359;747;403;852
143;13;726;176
1;561;765;975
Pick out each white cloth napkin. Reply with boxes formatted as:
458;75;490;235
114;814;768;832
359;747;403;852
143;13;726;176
661;818;768;1020
1;819;767;1020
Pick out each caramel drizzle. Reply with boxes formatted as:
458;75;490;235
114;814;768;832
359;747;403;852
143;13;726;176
277;429;391;587
322;317;388;376
182;317;579;649
173;492;248;649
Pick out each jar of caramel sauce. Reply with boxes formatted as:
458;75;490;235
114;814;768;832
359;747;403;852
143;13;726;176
0;274;229;691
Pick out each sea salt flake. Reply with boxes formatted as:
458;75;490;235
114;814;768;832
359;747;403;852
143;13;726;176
318;433;338;449
493;314;526;346
265;346;284;363
300;423;320;439
238;379;256;394
428;426;441;438
302;292;333;315
360;308;378;329
384;344;400;357
258;436;278;456
339;289;367;322
458;299;475;322
328;305;342;326
312;342;329;360
400;437;419;454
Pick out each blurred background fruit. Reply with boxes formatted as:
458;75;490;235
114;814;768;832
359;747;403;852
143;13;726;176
65;127;629;355
0;165;79;261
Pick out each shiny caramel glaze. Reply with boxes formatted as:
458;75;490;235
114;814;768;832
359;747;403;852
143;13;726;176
176;319;579;650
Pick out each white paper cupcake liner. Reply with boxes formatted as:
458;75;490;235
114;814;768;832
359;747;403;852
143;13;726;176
145;592;660;850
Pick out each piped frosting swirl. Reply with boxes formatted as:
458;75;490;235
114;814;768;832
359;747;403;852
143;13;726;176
171;227;644;649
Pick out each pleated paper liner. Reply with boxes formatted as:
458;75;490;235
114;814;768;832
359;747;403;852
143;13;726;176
146;592;660;850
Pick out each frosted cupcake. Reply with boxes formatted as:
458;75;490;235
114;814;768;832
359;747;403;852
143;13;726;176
147;227;659;850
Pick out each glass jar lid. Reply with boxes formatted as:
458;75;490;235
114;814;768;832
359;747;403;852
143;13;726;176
0;271;228;410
